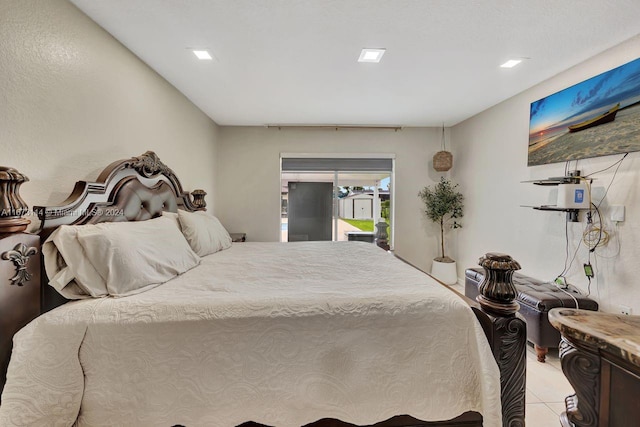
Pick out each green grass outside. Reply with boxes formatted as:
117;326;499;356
340;218;374;231
340;218;392;243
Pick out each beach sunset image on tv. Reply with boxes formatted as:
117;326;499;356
528;57;640;166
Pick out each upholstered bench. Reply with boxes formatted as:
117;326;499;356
465;267;598;362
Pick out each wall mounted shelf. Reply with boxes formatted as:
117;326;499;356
532;205;580;222
532;177;580;186
523;171;585;222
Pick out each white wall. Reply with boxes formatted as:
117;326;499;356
216;127;453;271
0;0;219;221
452;34;640;314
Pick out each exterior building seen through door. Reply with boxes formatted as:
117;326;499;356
280;171;391;244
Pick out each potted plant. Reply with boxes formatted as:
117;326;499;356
418;177;464;285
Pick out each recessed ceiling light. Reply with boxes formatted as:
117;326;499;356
358;48;386;63
500;59;523;68
193;50;213;60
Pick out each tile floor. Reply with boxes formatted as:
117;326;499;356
525;343;573;426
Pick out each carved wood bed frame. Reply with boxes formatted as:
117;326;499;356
0;151;526;426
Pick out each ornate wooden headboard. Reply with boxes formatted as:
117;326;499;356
0;151;206;396
34;151;206;312
36;151;205;237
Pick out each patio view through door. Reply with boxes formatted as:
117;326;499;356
280;156;394;246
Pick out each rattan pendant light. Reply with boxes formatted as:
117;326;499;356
433;124;453;172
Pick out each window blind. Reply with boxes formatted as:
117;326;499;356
281;158;392;172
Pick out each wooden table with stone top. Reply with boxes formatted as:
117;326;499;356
549;308;640;427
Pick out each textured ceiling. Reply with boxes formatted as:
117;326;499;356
70;0;640;126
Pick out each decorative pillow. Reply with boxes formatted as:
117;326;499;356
177;210;232;256
75;216;201;297
43;225;110;299
162;210;181;230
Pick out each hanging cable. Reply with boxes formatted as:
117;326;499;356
594;221;621;259
596;154;627;209
556;223;583;280
555;154;626;291
557;218;570;279
584;153;628;178
583;203;610;250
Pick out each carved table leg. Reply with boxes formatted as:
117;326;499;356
535;344;548;363
559;338;600;427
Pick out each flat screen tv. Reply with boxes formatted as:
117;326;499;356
528;57;640;166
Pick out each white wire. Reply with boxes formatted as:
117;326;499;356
583;222;610;250
551;281;581;310
594;221;621;259
554;174;618;305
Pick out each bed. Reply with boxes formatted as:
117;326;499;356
0;152;526;426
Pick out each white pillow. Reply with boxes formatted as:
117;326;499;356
162;210;181;230
43;225;109;299
75;216;201;297
177;210;232;256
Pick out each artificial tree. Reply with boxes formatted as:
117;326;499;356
418;177;464;262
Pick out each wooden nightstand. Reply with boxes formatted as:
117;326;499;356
230;233;246;242
0;231;40;399
0;166;41;399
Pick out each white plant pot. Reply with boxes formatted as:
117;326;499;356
430;259;458;285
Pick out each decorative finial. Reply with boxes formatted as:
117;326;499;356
476;252;521;315
191;189;207;210
0;167;31;232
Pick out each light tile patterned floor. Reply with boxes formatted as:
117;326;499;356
525;343;572;426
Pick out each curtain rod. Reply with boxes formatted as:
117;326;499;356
265;125;403;131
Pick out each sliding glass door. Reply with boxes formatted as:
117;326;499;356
287;180;333;242
280;156;393;246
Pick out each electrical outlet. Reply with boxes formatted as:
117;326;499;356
611;205;625;222
620;305;632;316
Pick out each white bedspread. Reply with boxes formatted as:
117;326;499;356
0;242;501;427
